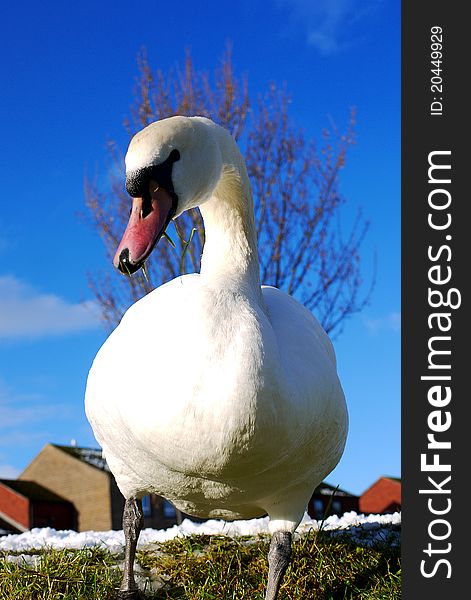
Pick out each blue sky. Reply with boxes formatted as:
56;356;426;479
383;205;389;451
0;0;400;497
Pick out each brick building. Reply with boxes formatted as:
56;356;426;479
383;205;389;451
18;444;182;532
1;443;371;533
0;479;76;533
359;476;401;514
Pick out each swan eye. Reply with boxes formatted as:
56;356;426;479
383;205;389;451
168;149;180;162
125;149;180;198
141;194;153;219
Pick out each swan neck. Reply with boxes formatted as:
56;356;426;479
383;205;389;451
199;164;262;297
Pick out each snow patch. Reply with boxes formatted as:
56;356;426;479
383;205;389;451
0;511;400;553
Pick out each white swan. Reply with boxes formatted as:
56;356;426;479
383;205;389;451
85;116;348;600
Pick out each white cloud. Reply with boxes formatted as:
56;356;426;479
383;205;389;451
0;464;20;479
276;0;381;55
0;399;61;429
0;275;101;340
0;380;70;429
0;380;73;476
365;311;401;335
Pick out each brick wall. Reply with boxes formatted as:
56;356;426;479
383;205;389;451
19;444;112;532
0;482;30;531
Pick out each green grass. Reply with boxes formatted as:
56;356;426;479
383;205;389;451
0;546;121;599
0;530;400;599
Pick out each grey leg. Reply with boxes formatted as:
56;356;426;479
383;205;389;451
265;531;292;600
117;498;144;600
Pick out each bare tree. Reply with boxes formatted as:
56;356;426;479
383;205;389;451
85;48;372;335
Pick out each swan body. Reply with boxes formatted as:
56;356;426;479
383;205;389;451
84;116;348;598
86;277;346;527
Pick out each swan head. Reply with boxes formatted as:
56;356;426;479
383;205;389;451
114;116;223;274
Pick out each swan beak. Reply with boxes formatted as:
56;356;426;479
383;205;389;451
113;182;175;275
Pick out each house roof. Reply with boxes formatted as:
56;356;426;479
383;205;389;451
0;479;71;503
313;482;357;498
52;445;110;472
360;476;402;498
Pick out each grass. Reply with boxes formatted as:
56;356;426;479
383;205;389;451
0;546;121;599
0;529;400;599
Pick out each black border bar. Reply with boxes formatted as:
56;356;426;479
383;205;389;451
402;2;467;597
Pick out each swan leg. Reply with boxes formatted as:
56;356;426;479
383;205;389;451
265;531;292;600
116;498;144;600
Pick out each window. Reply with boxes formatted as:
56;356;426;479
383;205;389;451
163;499;176;519
332;500;342;515
141;495;152;517
313;499;324;519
